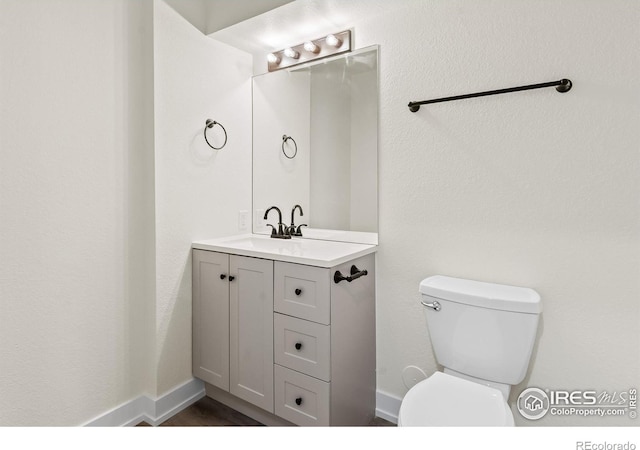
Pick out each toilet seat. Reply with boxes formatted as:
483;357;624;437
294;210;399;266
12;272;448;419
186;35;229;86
398;372;514;426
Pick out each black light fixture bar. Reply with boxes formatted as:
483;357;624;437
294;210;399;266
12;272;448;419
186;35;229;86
408;78;572;112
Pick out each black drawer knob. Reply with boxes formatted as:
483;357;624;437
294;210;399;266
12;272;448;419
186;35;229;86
295;397;302;406
295;288;302;296
220;274;226;280
228;275;235;281
295;342;302;350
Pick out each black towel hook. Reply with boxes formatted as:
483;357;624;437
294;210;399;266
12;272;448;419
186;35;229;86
282;135;297;159
204;119;228;150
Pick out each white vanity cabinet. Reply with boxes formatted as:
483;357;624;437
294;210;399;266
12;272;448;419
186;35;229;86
192;236;376;426
192;250;274;413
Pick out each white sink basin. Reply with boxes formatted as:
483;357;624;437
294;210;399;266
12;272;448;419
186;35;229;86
192;234;376;267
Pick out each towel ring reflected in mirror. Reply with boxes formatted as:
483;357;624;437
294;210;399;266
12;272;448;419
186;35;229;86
204;119;227;150
282;135;297;159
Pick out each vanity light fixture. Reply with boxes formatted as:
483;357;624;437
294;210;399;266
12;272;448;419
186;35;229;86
267;29;351;72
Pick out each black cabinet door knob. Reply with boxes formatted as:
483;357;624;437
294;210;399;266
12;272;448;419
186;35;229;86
295;288;302;296
295;342;302;350
220;274;226;280
228;275;235;281
295;397;302;406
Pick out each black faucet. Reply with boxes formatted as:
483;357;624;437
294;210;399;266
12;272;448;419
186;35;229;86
288;204;307;237
264;206;290;239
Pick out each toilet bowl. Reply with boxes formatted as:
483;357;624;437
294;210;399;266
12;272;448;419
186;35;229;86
398;275;541;427
398;372;514;426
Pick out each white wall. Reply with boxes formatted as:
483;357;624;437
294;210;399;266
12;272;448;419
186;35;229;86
162;0;294;35
163;0;207;34
205;0;294;34
348;0;639;426
153;0;252;396
0;0;156;425
0;0;252;425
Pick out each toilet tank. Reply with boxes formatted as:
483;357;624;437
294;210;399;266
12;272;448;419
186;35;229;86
419;276;542;386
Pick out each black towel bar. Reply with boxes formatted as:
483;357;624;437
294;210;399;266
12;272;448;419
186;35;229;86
408;78;572;112
334;265;368;284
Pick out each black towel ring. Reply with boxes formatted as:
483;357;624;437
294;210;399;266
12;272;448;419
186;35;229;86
282;135;297;159
204;119;227;150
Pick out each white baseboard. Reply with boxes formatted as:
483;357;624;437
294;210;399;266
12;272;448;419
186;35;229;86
85;381;398;427
84;378;205;427
375;389;402;424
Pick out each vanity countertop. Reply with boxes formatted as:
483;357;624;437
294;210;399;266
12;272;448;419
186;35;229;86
192;234;377;268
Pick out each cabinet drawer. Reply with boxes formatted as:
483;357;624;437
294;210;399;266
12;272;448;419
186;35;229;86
274;313;330;382
274;262;330;325
274;365;330;426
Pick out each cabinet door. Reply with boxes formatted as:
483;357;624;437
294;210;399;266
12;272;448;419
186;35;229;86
192;250;229;391
229;255;274;412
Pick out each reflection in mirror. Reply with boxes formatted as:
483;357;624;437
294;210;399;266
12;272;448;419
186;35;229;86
252;46;378;244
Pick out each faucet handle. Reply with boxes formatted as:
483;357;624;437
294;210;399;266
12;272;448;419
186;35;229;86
294;224;307;237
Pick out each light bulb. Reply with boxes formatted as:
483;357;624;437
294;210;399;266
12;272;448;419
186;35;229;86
304;41;320;53
284;48;299;59
326;34;342;47
267;53;280;64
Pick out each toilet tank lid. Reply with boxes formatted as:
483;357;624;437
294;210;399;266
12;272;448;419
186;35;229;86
419;275;541;314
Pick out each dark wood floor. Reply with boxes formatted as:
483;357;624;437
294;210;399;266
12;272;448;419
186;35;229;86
138;396;394;426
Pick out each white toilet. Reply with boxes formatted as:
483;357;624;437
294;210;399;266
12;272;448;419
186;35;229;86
398;275;542;426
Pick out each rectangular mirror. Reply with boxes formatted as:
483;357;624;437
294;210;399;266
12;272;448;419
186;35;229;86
252;45;378;244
